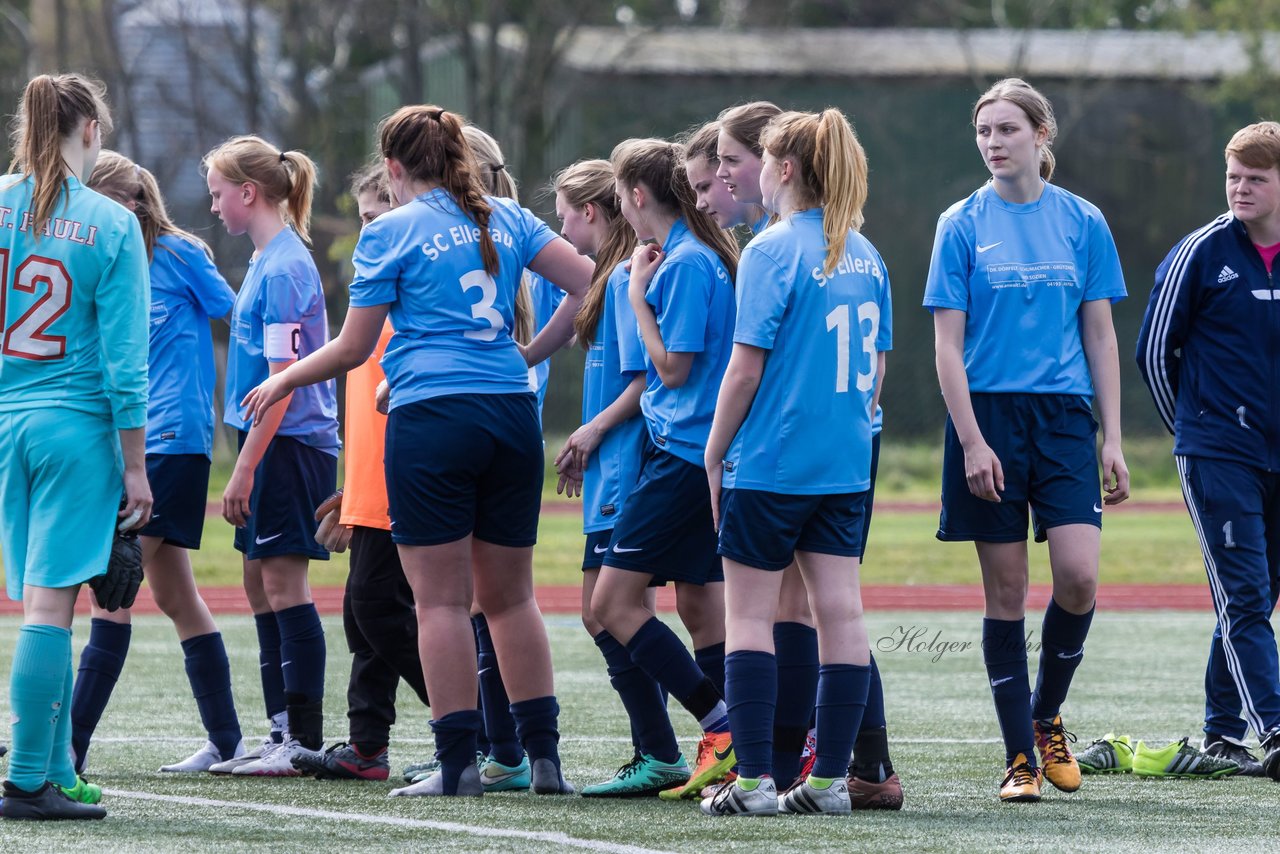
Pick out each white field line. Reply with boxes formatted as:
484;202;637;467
102;788;678;854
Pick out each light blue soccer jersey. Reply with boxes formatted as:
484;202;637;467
922;182;1126;395
582;262;646;533
528;271;566;415
723;209;892;494
224;227;339;453
348;189;557;409
0;175;148;429
148;234;234;457
639;218;736;467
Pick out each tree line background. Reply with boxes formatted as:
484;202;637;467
0;0;1276;445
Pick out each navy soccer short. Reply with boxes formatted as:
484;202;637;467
938;393;1101;544
603;436;723;585
233;432;337;561
718;488;869;571
385;393;543;548
582;529;613;570
861;432;881;557
139;453;210;549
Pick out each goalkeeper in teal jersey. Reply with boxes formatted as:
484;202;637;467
0;74;151;821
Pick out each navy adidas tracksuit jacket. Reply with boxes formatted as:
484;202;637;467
1137;212;1280;741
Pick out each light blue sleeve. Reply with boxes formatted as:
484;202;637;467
1083;209;1127;303
96;218;151;429
262;269;319;327
922;215;972;311
611;268;646;374
180;240;235;319
651;259;710;354
732;245;789;350
349;224;399;307
517;205;558;268
874;250;893;352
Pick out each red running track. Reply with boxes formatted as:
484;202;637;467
0;583;1212;616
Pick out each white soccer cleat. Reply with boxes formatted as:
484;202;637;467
209;736;278;775
231;737;320;777
778;776;852;815
160;739;247;773
389;764;483;797
700;776;779;817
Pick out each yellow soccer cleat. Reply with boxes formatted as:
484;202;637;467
1034;715;1081;792
999;752;1042;803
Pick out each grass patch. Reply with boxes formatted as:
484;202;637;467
187;506;1204;590
0;610;1263;852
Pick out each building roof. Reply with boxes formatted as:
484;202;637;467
500;26;1275;81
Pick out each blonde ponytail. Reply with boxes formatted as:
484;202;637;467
9;73;112;239
761;108;868;276
202;135;317;243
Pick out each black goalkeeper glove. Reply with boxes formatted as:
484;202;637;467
90;528;143;612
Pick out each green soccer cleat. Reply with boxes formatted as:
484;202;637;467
478;755;531;792
1076;733;1134;774
581;753;691;798
55;776;102;805
1133;737;1239;779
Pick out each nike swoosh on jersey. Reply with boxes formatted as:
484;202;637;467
593;545;610;554
976;241;1003;253
612;545;643;553
255;533;284;545
1093;503;1103;513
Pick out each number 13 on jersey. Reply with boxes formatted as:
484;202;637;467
825;301;879;394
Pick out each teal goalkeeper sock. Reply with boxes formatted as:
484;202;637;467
46;661;77;789
8;624;72;791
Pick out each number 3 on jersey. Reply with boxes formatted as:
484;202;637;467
825;301;879;393
0;249;73;360
460;269;505;341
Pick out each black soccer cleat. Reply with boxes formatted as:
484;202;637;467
1203;734;1264;777
1261;729;1280;782
0;781;106;821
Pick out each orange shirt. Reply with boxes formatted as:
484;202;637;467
339;320;393;530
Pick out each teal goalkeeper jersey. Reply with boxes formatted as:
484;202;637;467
0;174;149;429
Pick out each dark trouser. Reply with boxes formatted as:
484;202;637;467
344;525;429;747
1178;455;1280;740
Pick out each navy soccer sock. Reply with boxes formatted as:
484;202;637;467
276;603;325;749
772;622;818;788
726;650;777;780
510;695;562;772
625;617;724;730
694;642;726;699
983;617;1035;766
70;617;132;770
850;655;894;780
181;632;243;759
473;614;522;766
430;709;483;794
276;603;326;702
1031;598;1095;722
594;631;679;764
813;663;870;780
9;625;72;791
253;612;287;721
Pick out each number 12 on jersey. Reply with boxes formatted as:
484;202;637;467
0;248;73;361
825;301;879;394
